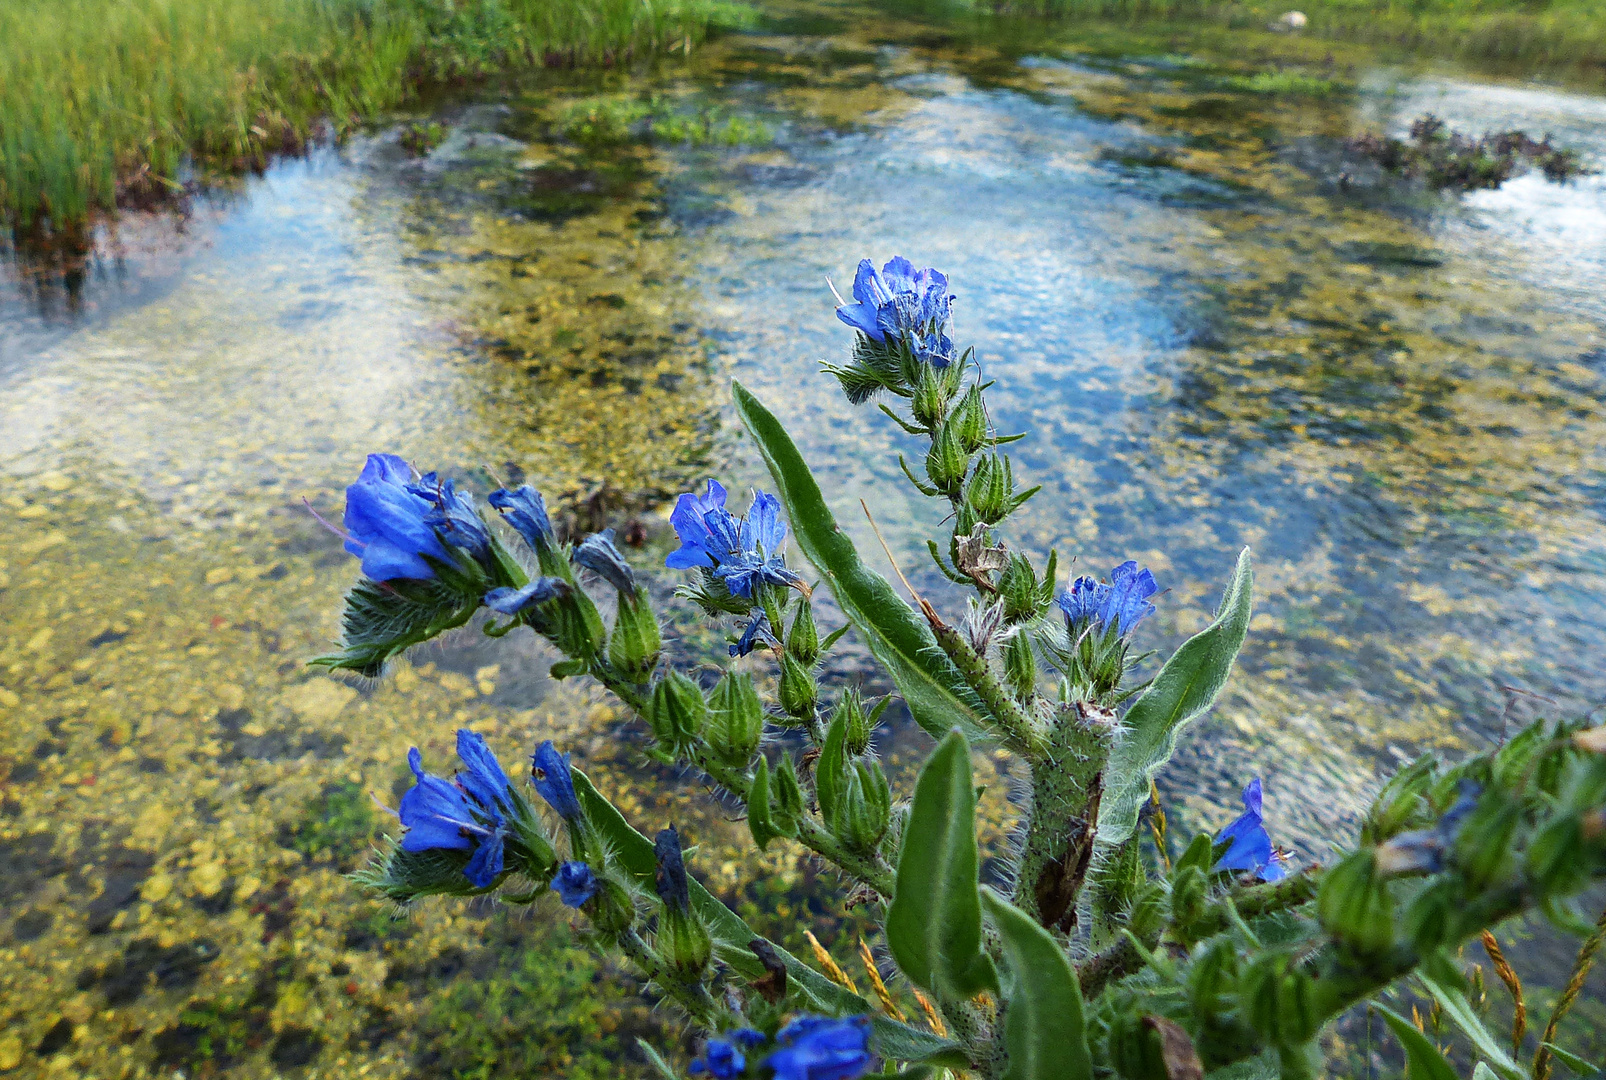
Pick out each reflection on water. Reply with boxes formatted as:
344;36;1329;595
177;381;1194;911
3;2;1605;1075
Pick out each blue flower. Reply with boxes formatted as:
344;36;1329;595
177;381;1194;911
1213;778;1287;883
489;485;556;554
342;454;453;581
531;740;583;820
765;1015;874;1080
412;473;493;567
397;731;512;888
689;1037;748;1078
666;480;801;599
483;577;566;616
835;257;955;367
574;529;637;594
1057;560;1159;638
552;861;599;908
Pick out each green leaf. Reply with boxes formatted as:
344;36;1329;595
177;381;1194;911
1542;1043;1598;1075
572;768;867;1015
1374;1006;1459;1080
1472;1066;1501;1080
1416;972;1526;1080
733;381;991;743
868;1016;970;1068
637;1037;680;1079
979;887;1093;1080
887;730;997;999
1097;548;1254;844
1204;1053;1280;1080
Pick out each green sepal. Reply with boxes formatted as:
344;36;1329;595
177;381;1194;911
816;704;849;824
748;757;780;850
980;886;1093;1080
886;729;998;999
1097;547;1254;845
310;575;480;678
1316;850;1394;954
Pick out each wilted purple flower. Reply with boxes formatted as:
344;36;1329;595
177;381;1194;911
666;480;801;599
397;730;512;888
531;740;583;821
483;576;566;616
731;612;777;658
342;454;452;581
551;861;599;908
765;1015;874;1080
574;529;637;594
1376;780;1482;875
1214;778;1287;883
1058;560;1159;639
654;825;691;912
489;485;556;555
835;257;955;367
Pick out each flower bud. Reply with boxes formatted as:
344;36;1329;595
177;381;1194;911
1362;756;1436;844
747;757;789;850
836;760;892;856
924;419;969;497
1241;953;1319;1047
1107;1013;1201;1080
707;670;765;769
774;752;805;821
1168;865;1209;936
1526;814;1589;896
777;652;818;720
965;453;1013;525
1002;630;1037;699
1317;850;1394;955
998;552;1045;624
787;597;820;666
952;383;988;454
833;688;874;757
1455;801;1520;889
654;826;712;981
608;588;661;682
911;366;949;430
1187;937;1240;1015
649;671;707;752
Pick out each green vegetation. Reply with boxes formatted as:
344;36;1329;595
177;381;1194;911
559;94;773;148
1222;70;1338;96
1352;114;1594;190
286;780;376;864
963;0;1606;79
0;0;747;242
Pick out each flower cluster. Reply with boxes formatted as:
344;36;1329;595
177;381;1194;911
1057;559;1159;640
667;479;802;600
688;1028;764;1078
835;256;955;367
342;453;492;581
396;730;515;888
766;1015;874;1080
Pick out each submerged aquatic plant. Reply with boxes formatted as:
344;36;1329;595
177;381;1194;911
1350;113;1594;191
322;257;1606;1078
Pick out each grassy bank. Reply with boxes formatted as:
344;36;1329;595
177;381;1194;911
0;0;746;242
971;0;1606;78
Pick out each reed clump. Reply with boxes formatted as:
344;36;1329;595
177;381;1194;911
0;0;747;243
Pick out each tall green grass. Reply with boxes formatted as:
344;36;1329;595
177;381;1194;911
967;0;1606;78
0;0;746;240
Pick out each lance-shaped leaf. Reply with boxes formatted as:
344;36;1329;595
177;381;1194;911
887;730;997;998
869;1016;970;1069
979;887;1092;1080
733;381;990;742
1416;972;1526;1080
1374;1006;1459;1080
572;768;866;1015
1098;548;1254;844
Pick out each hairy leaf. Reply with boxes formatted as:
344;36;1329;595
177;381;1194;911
1098;548;1254;844
980;887;1092;1080
1416;972;1526;1080
1375;1006;1459;1080
573;768;867;1015
733;381;991;742
868;1016;970;1068
887;730;997;999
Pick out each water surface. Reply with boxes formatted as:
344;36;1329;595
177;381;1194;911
3;4;1605;1075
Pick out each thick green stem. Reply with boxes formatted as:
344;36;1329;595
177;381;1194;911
1011;702;1114;930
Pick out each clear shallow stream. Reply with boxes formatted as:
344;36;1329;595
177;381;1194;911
2;2;1605;1076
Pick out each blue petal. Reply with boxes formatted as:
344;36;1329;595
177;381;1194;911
574;529;637;594
836;302;885;340
744;490;788;555
398;748;476;852
850;259;889;307
461;827;506;887
358;453;414;485
454;729;510;814
552;861;599;907
483;578;564;615
531;740;582;820
880;255;917;291
488;485;555;554
666;480;727;570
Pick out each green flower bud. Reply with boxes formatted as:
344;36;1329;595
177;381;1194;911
658;903;712;982
1174;832;1216;876
607;587;661;683
787;596;820;666
1127;881;1167;941
1526;813;1589;897
952;383;988;454
1107;1013;1202;1080
774;752;805;821
925;418;969;498
1362;755;1437;844
835;759;892;857
833;687;873;757
747;757;796;850
1168;864;1209;936
649;671;707;753
1455;801;1520;890
1187;937;1241;1016
1241;952;1320;1047
707;670;765;769
1316;850;1395;955
998;552;1045;623
911;364;950;430
777;652;818;720
965;453;1013;525
1403;878;1460;951
1002;630;1037;699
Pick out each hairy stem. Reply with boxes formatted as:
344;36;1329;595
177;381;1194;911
1012;702;1114;930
